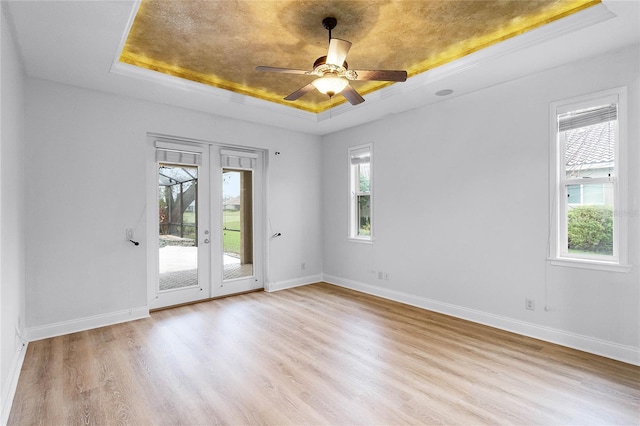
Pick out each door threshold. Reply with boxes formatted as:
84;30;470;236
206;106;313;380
150;288;264;312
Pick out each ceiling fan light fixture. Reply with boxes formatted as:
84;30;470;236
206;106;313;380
312;76;349;97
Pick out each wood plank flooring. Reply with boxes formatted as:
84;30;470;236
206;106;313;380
8;282;640;425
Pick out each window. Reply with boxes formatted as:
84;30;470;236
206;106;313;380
549;87;629;271
349;144;372;241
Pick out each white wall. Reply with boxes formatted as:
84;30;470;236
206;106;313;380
322;45;640;365
24;78;323;332
1;6;27;422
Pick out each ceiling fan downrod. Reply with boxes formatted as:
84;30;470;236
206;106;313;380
322;17;337;42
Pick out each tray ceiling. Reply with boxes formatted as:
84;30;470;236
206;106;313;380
118;0;600;114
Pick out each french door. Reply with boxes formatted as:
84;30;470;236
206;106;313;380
151;140;263;309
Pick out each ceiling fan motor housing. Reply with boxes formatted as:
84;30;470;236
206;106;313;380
322;17;337;31
313;56;348;71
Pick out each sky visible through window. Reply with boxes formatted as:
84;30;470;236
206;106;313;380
223;171;240;199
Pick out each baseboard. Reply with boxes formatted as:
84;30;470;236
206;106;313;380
1;337;27;426
322;274;640;366
25;306;150;342
265;274;321;292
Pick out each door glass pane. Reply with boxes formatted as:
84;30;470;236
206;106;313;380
223;169;253;280
158;164;198;290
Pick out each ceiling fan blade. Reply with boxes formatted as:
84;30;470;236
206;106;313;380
341;85;365;105
326;38;352;67
284;83;316;101
255;66;310;75
351;69;407;82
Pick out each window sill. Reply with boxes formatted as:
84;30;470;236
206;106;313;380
548;257;632;273
348;237;374;244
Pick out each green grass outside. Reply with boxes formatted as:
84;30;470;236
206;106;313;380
171;209;241;254
223;209;241;255
183;211;195;224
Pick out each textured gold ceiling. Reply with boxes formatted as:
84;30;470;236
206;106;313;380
120;0;599;113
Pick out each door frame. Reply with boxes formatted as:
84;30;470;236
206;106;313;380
146;134;267;310
212;147;265;298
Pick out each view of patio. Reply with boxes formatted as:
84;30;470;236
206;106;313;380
158;242;249;290
158;164;254;292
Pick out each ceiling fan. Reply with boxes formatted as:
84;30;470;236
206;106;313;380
256;17;407;105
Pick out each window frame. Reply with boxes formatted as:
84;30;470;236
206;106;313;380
348;143;373;243
548;87;630;272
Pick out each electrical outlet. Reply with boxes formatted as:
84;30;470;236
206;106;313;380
126;228;134;240
378;272;383;280
525;298;535;311
384;273;390;280
301;262;306;271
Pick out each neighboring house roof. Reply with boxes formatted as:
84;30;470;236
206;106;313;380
223;197;240;206
565;120;614;169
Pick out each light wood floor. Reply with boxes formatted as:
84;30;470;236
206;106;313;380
9;282;640;425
